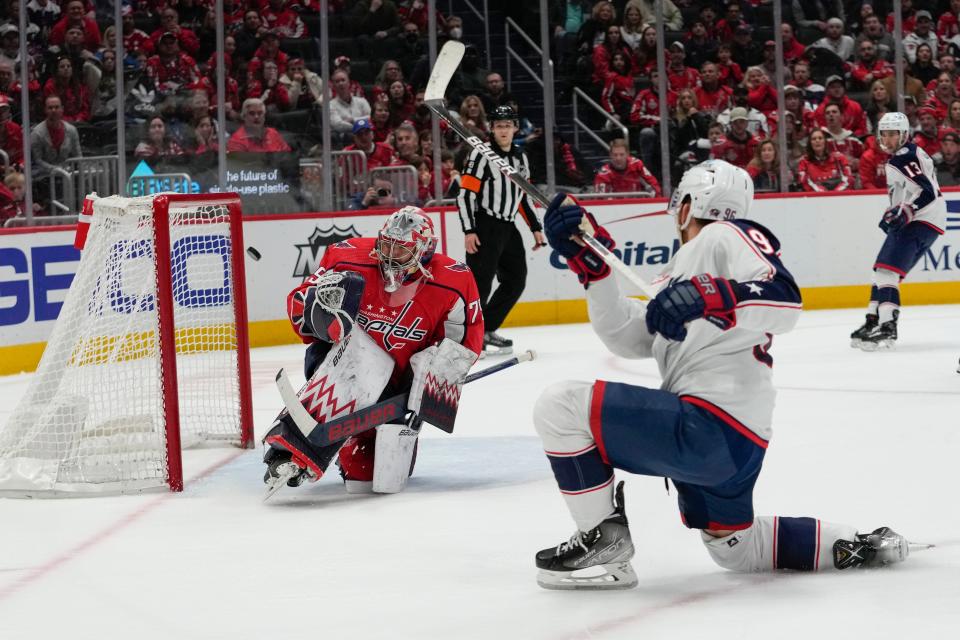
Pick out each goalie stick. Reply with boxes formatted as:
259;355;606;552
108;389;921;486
424;42;659;299
275;349;536;448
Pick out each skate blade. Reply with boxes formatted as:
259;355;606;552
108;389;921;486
483;346;514;357
537;562;638;590
908;541;936;552
857;340;894;352
262;465;301;502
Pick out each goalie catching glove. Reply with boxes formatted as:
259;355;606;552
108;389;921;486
544;192;615;287
407;338;478;432
288;270;365;343
645;274;738;341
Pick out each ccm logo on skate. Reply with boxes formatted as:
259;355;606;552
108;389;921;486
327;405;398;442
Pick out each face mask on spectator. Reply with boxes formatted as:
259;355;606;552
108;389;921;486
449;27;463;40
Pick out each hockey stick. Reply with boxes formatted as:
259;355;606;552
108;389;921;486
424;41;659;299
275;349;536;448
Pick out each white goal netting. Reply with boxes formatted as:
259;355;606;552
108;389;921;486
0;194;250;496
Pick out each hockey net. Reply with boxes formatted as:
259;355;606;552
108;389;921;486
0;193;253;496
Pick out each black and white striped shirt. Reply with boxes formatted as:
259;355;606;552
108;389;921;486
456;144;542;234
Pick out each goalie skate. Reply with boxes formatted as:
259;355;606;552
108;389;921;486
535;481;638;590
833;526;913;569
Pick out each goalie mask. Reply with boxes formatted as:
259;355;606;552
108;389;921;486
374;206;438;295
667;160;753;238
876;111;910;153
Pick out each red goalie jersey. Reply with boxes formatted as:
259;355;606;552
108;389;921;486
288;237;484;382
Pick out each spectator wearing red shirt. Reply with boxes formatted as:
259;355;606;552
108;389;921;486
262;0;308;38
150;8;201;57
666;41;700;93
744;66;777;116
859;137;889;189
629;70;674;129
815;75;867;137
593;138;661;196
850;40;894;90
924;72;957;122
592;25;636;87
245;60;291;113
938;0;960;43
780;23;807;64
822;102;864;173
712;107;758;169
694;62;732;116
227;98;292;152
914;106;943;162
926;54;959;94
146;32;201;97
797;128;852;192
344;118;397;171
250;32;290;77
714;2;745;43
0;96;22;166
49;0;101;51
42;56;91;123
370;100;393;143
716;44;744;89
121;6;154;58
886;4;916;35
600;52;636;122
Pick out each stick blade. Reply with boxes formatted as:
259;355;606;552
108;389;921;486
425;40;466;102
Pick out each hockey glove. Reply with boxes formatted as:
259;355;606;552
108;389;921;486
407;339;477;432
879;203;915;234
291;270;366;342
544;192;616;287
645;274;738;341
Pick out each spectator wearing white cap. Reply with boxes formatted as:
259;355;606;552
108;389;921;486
904;11;940;64
711;107;758;170
666;41;700;93
791;0;845;34
809;17;855;61
717;85;768;137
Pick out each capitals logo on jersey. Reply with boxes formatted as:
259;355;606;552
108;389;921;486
357;300;428;351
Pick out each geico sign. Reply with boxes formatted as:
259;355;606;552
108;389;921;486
0;235;232;326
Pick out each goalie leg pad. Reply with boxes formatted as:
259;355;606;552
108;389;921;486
702;517;858;572
408;338;478;431
372;422;420;493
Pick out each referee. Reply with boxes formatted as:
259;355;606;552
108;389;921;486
457;105;546;355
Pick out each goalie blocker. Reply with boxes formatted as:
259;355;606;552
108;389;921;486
263;207;483;497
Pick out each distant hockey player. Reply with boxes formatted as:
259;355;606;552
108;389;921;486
850;112;946;350
262;207;483;494
533;160;912;590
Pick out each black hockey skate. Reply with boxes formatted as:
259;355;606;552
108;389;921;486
833;527;911;569
856;311;898;352
535;481;637;590
262;414;340;500
483;331;513;356
850;313;878;348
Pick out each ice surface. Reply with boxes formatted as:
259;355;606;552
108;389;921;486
1;306;958;639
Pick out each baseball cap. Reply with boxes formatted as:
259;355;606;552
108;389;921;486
0;95;10;108
918;105;937;118
352;118;372;134
121;5;133;17
903;95;918;105
669;41;685;52
764;40;775;48
159;31;177;42
735;24;752;35
729;107;749;122
916;10;933;21
0;24;19;36
827;17;844;27
825;74;845;86
941;129;960;143
783;84;802;94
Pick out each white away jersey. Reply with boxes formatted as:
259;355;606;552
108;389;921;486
885;142;947;232
586;220;802;442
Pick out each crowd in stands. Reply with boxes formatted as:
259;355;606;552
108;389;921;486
566;0;960;193
7;1;960;220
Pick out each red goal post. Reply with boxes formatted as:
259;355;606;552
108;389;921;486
0;192;253;496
